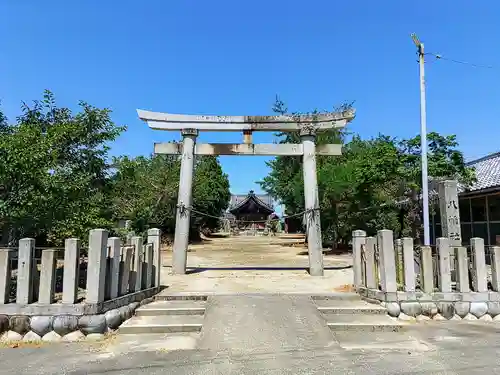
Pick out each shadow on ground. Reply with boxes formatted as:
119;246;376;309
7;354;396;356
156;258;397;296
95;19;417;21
186;265;352;274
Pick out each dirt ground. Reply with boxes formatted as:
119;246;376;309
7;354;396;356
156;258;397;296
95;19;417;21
159;235;354;294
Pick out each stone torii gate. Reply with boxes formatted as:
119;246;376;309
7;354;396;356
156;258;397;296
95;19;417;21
138;108;355;276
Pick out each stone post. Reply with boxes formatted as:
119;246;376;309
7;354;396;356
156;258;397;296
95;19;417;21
172;129;198;275
394;239;404;286
436;237;452;293
86;229;108;304
364;236;377;289
491;246;500;292
0;249;14;304
402;237;416;292
438;180;462;246
455;246;469;293
148;228;161;287
420;246;434;293
107;237;121;299
143;243;153;289
62;238;80;304
470;237;487;292
17;238;35;304
131;236;143;292
377;230;397;293
352;230;366;287
38;249;57;304
300;128;324;276
119;246;133;295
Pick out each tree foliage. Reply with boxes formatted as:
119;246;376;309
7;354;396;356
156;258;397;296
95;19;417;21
260;98;476;245
0;91;231;245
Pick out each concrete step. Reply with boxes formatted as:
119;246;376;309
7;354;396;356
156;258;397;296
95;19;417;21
324;314;407;332
314;299;387;315
135;301;206;316
118;315;204;334
156;292;361;301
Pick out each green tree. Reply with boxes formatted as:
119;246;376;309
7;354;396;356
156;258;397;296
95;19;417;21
260;98;475;246
0;91;124;245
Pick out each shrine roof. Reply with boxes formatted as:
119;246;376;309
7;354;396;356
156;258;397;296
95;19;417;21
464;152;500;192
228;191;274;214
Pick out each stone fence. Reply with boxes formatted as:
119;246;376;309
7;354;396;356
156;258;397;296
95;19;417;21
0;228;162;342
353;229;500;322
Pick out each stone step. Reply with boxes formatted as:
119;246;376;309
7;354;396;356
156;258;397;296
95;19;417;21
324;314;407;332
118;315;204;334
156;292;361;301
135;301;206;316
314;299;387;315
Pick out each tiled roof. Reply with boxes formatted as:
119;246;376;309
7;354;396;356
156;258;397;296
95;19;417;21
229;191;273;209
465;152;500;192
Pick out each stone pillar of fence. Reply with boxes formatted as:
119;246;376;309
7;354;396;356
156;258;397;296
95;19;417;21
364;236;377;289
119;246;133;295
455;246;470;293
0;249;14;304
38;249;57;304
107;237;121;299
377;230;397;293
62;238;80;304
401;237;416;292
436;237;452;292
131;236;143;292
86;229;108;304
420;245;434;293
143;243;153;289
17;238;35;304
148;228;162;287
352;230;366;288
491;246;500;292
470;237;488;292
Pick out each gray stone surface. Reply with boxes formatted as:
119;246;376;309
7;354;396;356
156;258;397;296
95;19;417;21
436;302;455;319
119;305;132;321
62;238;80;304
385;302;400;317
22;331;41;342
129;301;141;311
198;295;337;352
0;315;8;333
30;316;53;336
61;330;84;342
42;331;62;342
53;315;79;336
0;330;22;341
78;314;107;335
420;302;438;317
400;301;421;317
454;302;470;318
86;229;108;304
105;309;122;330
470;301;488;318
9;315;30;335
488;301;500;317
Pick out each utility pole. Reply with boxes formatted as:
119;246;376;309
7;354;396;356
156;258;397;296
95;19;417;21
411;33;430;246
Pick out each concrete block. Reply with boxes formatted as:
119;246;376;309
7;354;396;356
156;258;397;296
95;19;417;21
62;238;80;304
143;243;154;289
436;237;452;292
131;237;143;292
490;246;500;292
16;238;35;304
489;292;500;302
384;292;398;302
377;230;397;293
107;237;121;299
148;228;162;287
420;246;434;293
0;249;14;304
38;249;57;304
470;237;488;292
461;292;489;302
86;229;109;304
455;246;470;292
401;237;415;292
364;236;377;289
119;246;133;295
352;230;366;287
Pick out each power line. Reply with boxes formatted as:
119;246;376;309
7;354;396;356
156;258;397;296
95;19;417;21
425;52;496;69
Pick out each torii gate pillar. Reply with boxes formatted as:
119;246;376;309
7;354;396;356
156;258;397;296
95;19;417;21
300;128;324;276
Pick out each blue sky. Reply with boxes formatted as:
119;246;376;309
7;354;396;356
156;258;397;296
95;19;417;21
2;1;500;200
